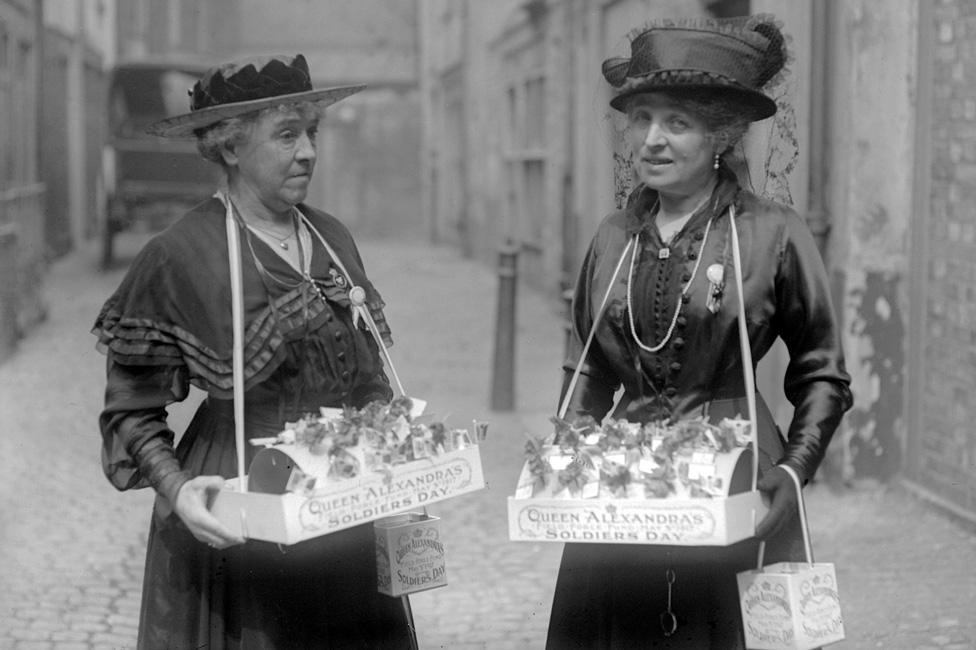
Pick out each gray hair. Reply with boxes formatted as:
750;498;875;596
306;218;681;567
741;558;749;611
673;92;751;155
195;100;327;168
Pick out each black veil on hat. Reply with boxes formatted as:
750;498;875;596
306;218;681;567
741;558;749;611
147;54;365;137
603;15;789;121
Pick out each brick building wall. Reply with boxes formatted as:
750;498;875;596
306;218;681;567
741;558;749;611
904;0;976;519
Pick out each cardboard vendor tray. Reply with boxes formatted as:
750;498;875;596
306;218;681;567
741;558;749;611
508;490;766;546
507;445;768;546
211;445;485;545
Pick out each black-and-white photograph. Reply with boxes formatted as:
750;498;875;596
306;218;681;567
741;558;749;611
1;1;974;649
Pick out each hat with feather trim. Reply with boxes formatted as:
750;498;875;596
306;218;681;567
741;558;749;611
146;54;364;137
603;15;789;121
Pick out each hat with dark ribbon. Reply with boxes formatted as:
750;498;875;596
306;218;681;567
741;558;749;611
603;15;788;121
147;54;364;137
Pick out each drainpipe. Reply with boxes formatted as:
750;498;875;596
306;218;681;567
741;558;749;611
806;0;832;258
67;0;87;250
417;0;434;243
33;0;43;183
458;0;472;258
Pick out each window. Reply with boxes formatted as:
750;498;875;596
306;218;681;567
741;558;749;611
503;66;548;249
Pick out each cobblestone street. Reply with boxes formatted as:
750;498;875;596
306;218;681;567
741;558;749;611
1;234;975;649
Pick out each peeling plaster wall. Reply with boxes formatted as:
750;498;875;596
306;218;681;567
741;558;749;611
827;1;916;482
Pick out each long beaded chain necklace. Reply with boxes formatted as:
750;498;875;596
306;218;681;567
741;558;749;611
625;212;716;353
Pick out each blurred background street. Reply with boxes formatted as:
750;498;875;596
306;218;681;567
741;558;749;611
2;0;976;648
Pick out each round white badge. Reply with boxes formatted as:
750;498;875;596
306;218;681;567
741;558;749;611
706;263;724;285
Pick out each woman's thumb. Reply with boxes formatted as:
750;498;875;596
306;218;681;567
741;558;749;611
200;475;228;493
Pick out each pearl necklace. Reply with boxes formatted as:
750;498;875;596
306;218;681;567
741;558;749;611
626;214;715;353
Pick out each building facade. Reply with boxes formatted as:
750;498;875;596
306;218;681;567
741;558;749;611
1;0;45;362
112;0;424;241
234;0;423;239
42;0;116;258
0;0;47;360
419;0;976;521
0;0;122;362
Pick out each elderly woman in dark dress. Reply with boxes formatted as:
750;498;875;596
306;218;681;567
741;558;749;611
546;17;853;649
93;54;412;649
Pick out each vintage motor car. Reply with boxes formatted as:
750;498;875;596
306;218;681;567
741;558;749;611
100;58;221;268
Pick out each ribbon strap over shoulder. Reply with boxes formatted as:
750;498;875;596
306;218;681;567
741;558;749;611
300;213;406;397
728;205;760;491
557;238;635;420
224;197;247;491
222;193;409;491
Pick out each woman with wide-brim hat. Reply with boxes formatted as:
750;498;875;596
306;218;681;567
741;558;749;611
93;54;413;648
548;16;852;648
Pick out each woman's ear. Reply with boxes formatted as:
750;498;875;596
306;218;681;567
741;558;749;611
220;143;239;168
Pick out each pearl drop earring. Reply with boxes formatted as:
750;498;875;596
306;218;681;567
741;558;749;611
713;153;720;170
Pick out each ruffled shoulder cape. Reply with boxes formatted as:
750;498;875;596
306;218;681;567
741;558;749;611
92;198;391;398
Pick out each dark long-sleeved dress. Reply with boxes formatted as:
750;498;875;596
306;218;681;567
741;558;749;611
92;197;412;649
546;172;853;649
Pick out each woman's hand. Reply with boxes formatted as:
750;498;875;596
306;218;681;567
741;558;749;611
755;465;800;540
173;475;246;549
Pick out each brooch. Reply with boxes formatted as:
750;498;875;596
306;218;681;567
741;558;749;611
329;267;347;288
705;263;724;314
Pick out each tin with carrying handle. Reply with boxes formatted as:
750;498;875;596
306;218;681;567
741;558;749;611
736;465;846;649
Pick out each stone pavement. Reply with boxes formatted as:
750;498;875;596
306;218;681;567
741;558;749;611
1;233;974;650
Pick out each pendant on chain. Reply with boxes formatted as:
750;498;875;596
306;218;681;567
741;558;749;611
658;247;670;260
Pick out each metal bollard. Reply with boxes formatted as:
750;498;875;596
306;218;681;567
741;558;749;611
0;223;19;361
490;242;519;411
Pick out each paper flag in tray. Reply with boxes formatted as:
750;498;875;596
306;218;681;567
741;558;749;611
319;397;427;421
473;420;489;442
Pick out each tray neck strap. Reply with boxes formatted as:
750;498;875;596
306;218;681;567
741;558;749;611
728;205;760;491
300;212;406;396
223;193;247;491
557;237;635;420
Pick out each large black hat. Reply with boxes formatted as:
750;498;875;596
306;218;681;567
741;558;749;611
147;54;364;137
603;15;788;121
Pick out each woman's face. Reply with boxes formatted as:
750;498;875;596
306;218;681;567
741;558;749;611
228;108;319;212
625;93;717;199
